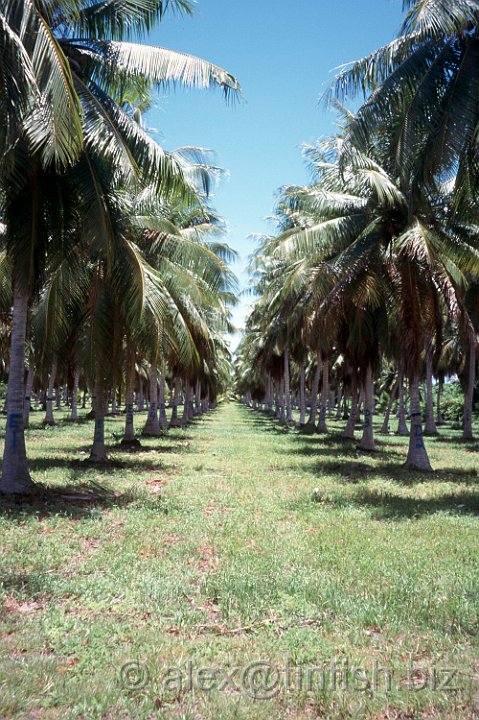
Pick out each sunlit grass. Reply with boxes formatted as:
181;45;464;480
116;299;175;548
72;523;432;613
0;403;478;718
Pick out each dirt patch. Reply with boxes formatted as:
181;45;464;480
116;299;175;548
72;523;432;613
2;596;46;614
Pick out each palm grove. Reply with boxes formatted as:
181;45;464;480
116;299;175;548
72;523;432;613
0;0;241;494
236;0;479;472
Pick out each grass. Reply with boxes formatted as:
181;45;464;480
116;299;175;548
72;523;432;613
0;403;479;719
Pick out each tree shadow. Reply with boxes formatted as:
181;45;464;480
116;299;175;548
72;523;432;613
0;484;163;521
345;487;479;519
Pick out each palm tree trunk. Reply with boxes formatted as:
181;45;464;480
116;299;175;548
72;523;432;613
0;281;34;493
396;367;408;435
143;357;160;436
380;380;398;434
405;372;432;471
463;333;476;440
284;348;292;422
123;341;136;442
424;348;438;435
159;368;168;428
181;379;191;426
335;388;342;420
89;371;107;462
436;377;444;425
308;351;322;426
317;358;329;433
359;364;375;450
23;362;34;429
299;361;306;425
170;378;181;427
70;368;80;421
44;356;58;425
194;379;202;415
342;376;358;440
55;385;62;410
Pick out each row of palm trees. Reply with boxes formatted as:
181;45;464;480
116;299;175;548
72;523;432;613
235;0;479;471
0;0;241;494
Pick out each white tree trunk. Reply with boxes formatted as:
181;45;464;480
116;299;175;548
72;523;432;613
89;371;107;462
359;364;375;451
170;378;181;427
436;378;444;425
181;379;191;426
0;282;34;493
396;368;408;435
342;378;358;440
380;380;397;434
335;389;343;420
44;356;58;425
317;358;329;433
308;352;322;426
299;362;306;425
424;348;438;435
159;369;168;428
123;343;136;442
284;348;292;422
70;368;80;421
405;373;432;471
143;357;161;436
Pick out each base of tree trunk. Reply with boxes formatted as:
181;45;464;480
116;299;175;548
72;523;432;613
299;423;316;434
120;438;142;449
0;476;37;495
43;420;58;427
403;460;433;472
142;427;163;437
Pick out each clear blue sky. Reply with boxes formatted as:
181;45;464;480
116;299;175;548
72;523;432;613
147;0;405;345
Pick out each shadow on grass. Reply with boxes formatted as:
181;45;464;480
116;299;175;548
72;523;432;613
346;487;479;519
0;483;167;522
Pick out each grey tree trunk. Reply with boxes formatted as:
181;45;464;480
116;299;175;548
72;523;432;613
159;369;168;428
436;378;444;425
405;373;432;471
143;357;161;436
137;380;145;411
194;379;202;416
0;282;34;493
284;348;292;422
463;334;476;440
359;364;375;451
89;372;107;462
342;377;358;440
317;358;329;433
70;368;80;421
424;349;438;435
396;368;408;435
23;363;34;429
299;362;306;425
44;356;58;425
380;380;397;434
181;380;191;426
170;378;181;427
123;343;136;442
308;352;322;426
55;385;61;410
335;389;343;420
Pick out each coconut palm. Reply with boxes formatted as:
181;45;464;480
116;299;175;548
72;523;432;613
0;0;240;493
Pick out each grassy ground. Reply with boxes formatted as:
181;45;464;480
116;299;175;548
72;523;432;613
0;403;478;719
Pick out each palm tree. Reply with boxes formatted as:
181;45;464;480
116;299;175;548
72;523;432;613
0;0;240;493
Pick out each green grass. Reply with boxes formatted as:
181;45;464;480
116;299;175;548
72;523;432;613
1;403;479;719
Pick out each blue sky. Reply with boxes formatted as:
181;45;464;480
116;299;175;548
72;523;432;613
147;0;405;345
